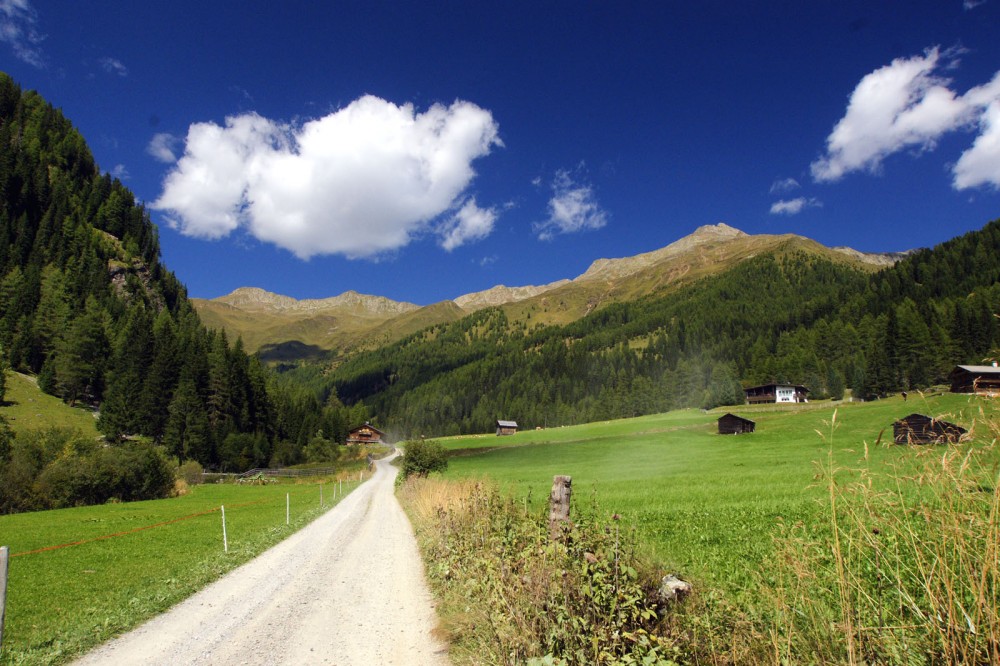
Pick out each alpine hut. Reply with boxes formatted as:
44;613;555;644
892;413;967;445
949;364;1000;396
496;420;518;436
718;413;756;435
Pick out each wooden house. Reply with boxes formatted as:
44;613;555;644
496;420;518;436
346;422;385;445
892;413;967;445
744;383;809;405
949;364;1000;396
718;413;755;435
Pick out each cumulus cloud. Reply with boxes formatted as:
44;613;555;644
534;169;607;241
953;101;1000;189
811;47;1000;189
147;133;181;163
152;96;502;258
439;198;497;251
0;0;43;67
110;164;129;180
100;57;128;77
770;197;822;215
769;177;800;194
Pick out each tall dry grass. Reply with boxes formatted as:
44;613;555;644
766;408;1000;664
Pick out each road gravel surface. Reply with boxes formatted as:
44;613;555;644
74;453;450;665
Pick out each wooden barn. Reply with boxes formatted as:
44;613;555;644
718;413;755;435
949;364;1000;396
496;420;518;436
346;422;385;445
892;413;967;445
744;383;809;405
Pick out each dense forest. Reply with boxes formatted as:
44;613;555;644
0;74;363;512
327;222;1000;438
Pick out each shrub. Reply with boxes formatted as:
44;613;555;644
176;459;204;485
400;438;448;479
399;477;680;665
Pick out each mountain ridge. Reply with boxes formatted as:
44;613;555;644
192;223;912;359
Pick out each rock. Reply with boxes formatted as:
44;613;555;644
657;574;692;604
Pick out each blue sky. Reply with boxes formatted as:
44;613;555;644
2;1;999;305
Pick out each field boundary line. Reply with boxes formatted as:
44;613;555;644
11;499;266;558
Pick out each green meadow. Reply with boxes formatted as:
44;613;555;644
0;477;363;665
438;391;995;597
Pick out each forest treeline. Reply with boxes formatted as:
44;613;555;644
0;73;363;512
327;222;1000;438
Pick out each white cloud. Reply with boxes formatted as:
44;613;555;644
769;177;800;194
100;57;128;77
152;96;502;258
147;133;180;163
534;169;607;240
953;101;1000;189
110;164;129;180
0;0;43;67
770;197;822;215
964;0;986;10
811;47;1000;189
439;198;497;251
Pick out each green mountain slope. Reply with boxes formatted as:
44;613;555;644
322;219;1000;438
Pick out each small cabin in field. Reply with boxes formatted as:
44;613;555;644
718;413;755;435
346;423;385;445
496;420;518;436
949;364;1000;396
892;413;967;445
744;383;809;405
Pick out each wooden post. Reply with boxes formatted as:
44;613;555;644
0;545;9;654
549;475;572;540
221;506;228;553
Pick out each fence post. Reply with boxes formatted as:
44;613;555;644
221;506;228;553
549;475;572;540
1;545;9;655
286;494;290;525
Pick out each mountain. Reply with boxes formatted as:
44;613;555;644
322;218;1000;438
195;223;906;360
0;73;359;513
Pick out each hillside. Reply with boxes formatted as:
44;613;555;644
0;73;358;513
322;218;1000;438
194;223;900;359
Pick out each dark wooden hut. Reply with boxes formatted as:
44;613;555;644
346;422;385;445
496;420;518;436
718;413;755;435
949;364;1000;396
892;413;967;444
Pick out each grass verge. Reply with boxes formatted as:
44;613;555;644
0;475;365;665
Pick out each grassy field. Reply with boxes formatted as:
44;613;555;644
1;372;100;437
435;391;995;597
0;474;366;665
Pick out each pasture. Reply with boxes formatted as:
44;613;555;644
438;392;995;597
0;475;364;665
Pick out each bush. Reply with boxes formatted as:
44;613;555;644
177;459;204;485
400;478;679;665
400;438;448;479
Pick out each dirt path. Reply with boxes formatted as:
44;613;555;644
74;453;450;665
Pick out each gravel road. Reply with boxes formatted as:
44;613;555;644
74;453;450;665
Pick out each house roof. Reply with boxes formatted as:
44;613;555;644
349;423;385;435
952;364;1000;375
893;413;967;431
496;420;518;428
718;413;755;425
743;383;809;392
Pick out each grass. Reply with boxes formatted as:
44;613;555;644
0;474;366;665
436;392;993;597
0;372;100;438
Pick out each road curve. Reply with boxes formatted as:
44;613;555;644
74;453;450;665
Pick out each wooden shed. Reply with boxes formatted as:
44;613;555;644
346;422;385;445
496;420;518;436
892;413;967;445
949;364;1000;396
744;383;809;404
718;413;755;435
